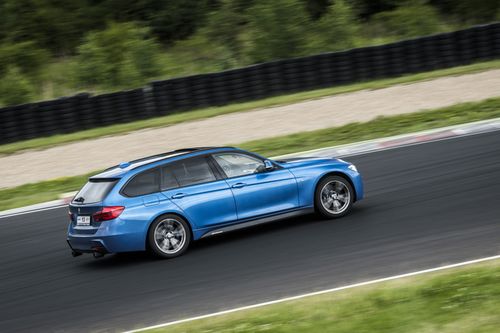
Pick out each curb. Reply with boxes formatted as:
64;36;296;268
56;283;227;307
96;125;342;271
2;117;500;218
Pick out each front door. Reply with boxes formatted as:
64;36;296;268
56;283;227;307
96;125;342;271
212;152;299;220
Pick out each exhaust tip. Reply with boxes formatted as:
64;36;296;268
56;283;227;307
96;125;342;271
93;251;105;259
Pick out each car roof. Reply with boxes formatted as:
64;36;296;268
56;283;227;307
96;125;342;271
90;147;236;180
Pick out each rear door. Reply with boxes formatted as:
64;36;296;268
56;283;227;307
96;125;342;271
160;156;237;229
212;152;299;220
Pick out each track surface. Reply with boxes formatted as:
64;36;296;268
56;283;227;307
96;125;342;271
1;131;500;332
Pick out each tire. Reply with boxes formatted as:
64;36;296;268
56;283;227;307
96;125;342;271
147;214;192;258
315;175;354;219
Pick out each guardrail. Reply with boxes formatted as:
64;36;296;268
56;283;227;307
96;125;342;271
1;22;499;144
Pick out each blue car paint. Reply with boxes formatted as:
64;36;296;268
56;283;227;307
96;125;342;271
224;168;299;220
161;180;237;229
67;148;363;254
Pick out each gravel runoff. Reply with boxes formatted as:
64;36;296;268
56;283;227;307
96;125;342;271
1;69;500;188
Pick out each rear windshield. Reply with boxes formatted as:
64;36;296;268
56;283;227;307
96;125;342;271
72;179;118;204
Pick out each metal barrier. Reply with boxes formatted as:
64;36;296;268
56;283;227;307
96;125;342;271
1;23;499;144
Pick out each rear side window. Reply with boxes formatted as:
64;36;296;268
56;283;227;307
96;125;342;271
73;179;117;204
171;157;216;187
161;166;179;190
122;169;160;197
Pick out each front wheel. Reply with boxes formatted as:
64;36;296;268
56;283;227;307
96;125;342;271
315;175;354;218
148;214;191;258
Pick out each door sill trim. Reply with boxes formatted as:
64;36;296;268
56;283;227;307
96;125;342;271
200;207;314;239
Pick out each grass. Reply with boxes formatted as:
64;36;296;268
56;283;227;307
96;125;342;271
1;96;500;212
1;59;500;156
143;259;500;333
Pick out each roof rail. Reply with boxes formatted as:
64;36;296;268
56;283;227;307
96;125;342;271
103;146;234;172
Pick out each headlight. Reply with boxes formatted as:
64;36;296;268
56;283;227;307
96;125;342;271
348;164;358;172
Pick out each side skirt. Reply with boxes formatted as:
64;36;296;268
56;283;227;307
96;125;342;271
200;207;315;239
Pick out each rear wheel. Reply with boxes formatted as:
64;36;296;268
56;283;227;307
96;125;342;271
315;175;354;218
148;214;191;258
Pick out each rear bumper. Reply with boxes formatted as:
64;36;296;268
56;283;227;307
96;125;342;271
67;231;145;253
67;218;148;253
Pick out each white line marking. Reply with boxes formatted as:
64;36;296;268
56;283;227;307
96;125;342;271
123;254;500;333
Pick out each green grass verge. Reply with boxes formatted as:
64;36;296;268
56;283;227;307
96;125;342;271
1;96;500;212
144;259;500;333
1;59;500;156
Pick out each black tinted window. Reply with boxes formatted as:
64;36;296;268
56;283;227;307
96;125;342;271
161;166;179;190
171;158;216;187
123;169;160;197
73;179;117;204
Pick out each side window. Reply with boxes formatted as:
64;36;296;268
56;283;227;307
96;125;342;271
122;169;160;197
213;153;264;178
161;166;179;190
171;157;216;187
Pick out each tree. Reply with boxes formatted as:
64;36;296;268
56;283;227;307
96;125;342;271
370;2;444;38
203;0;253;63
0;41;49;78
244;0;311;63
430;0;500;25
0;66;35;106
0;0;96;55
307;0;359;53
74;22;162;89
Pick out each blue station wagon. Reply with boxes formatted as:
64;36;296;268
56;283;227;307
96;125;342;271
67;147;363;258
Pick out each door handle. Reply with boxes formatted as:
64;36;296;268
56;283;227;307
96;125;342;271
171;193;186;199
231;182;246;189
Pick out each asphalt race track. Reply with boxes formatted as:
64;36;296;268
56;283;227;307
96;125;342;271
1;131;500;332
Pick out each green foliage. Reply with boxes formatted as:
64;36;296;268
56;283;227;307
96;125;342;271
0;0;214;55
430;0;500;25
370;2;445;38
74;22;162;89
203;0;253;64
0;0;96;55
0;41;49;77
0;0;497;106
162;35;236;77
0;66;36;106
244;0;311;62
307;0;360;53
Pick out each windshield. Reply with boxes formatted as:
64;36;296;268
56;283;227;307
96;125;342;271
72;179;117;204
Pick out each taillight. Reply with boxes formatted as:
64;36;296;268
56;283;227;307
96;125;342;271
68;210;75;222
92;206;125;222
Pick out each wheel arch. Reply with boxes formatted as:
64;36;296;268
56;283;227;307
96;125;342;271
145;211;194;250
315;171;357;202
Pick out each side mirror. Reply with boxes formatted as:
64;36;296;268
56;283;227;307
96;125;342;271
264;159;274;171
